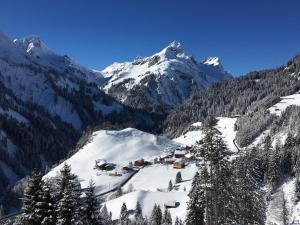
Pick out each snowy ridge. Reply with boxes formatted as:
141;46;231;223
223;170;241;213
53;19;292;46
101;41;233;108
203;57;220;66
0;32;122;130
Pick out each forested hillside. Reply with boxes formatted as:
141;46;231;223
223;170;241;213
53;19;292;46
163;55;300;139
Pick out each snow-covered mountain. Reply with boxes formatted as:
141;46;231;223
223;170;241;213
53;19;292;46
0;32;121;130
0;32;158;210
101;41;233;111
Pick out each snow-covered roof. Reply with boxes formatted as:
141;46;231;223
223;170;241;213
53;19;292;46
96;159;107;166
165;200;176;207
165;158;176;162
174;150;187;155
185;153;193;159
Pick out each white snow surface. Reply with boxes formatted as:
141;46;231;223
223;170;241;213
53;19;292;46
123;164;197;192
203;57;220;66
174;117;238;152
106;164;198;221
268;93;300;116
46;128;179;194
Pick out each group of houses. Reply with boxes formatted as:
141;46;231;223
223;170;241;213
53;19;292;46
94;145;195;177
94;158;152;177
157;145;194;169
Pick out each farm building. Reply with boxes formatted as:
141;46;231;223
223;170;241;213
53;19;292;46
133;159;145;167
95;159;115;171
174;150;187;158
95;159;108;169
164;158;176;164
160;153;173;160
173;159;185;169
164;200;177;208
122;163;133;172
108;170;119;176
184;153;195;160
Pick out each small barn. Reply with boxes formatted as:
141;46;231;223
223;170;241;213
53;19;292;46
224;149;234;156
160;153;173;160
95;159;108;170
185;153;195;161
174;150;187;158
173;159;185;169
164;201;177;208
108;170;119;176
95;159;114;171
122;163;133;172
164;158;176;164
133;159;145;167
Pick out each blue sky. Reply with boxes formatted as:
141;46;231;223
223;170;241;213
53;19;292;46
1;0;300;76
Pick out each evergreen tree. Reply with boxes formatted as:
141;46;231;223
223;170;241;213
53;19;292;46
56;163;83;225
285;132;295;148
185;172;205;225
263;135;273;183
231;150;266;225
162;208;172;225
175;172;182;184
150;204;162;225
175;217;180;225
18;169;45;225
57;163;78;198
133;201;146;225
100;205;113;225
295;178;300;203
167;180;173;192
268;145;282;191
119;202;129;225
116;186;123;198
189;115;236;225
134;201;143;221
82;180;101;225
282;190;289;225
40;181;56;225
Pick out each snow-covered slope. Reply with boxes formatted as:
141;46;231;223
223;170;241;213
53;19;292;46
101;41;232;110
45;126;196;221
0;32;121;130
174;117;238;152
46;128;179;194
268;92;300;116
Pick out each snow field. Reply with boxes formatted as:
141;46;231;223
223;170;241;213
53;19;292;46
46;128;179;195
174;117;238;152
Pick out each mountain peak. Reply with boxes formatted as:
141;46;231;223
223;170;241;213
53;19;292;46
203;57;221;66
14;35;53;56
168;41;181;49
158;41;186;60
